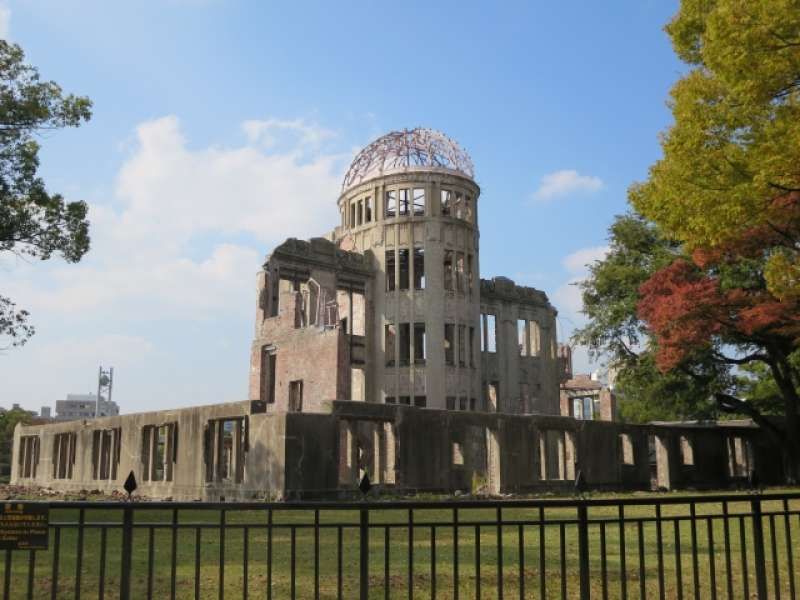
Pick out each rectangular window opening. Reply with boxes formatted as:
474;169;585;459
289;380;303;412
455;253;465;293
385;323;396;366
365;197;373;222
444;250;454;291
398;323;411;366
446;396;456;410
414;323;426;365
398;249;410;290
386;250;396;291
386;190;397;218
413;247;425;290
398;189;409;216
440;189;452;216
458;324;466;367
444;324;455;366
413;188;425;216
414;395;427;408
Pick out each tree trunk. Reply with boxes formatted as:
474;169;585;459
768;357;800;484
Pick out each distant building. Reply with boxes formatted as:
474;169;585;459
560;373;617;421
40;407;51;419
55;393;119;420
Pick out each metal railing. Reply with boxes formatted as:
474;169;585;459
1;492;799;599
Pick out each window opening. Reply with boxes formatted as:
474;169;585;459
441;189;452;216
386;190;397;218
458;324;466;367
414;323;426;364
385;250;396;291
444;324;455;365
385;323;396;366
289;380;304;412
483;314;497;353
399;396;411;406
413;247;425;289
455;253;465;292
356;200;363;226
469;326;476;367
365;197;373;222
446;397;456;410
350;203;356;228
19;435;40;479
444;250;454;291
398;323;411;366
414;395;427;407
413;188;425;216
398;189;409;216
398;249;410;290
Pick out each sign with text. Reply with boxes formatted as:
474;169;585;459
0;503;49;550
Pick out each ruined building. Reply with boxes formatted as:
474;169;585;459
11;129;787;499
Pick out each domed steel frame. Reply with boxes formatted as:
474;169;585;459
341;128;474;192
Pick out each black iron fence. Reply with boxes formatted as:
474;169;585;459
1;492;799;599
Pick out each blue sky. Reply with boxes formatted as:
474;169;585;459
0;0;683;414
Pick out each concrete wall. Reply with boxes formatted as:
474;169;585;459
11;400;785;500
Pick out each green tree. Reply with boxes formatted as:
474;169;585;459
572;212;727;423
631;0;800;299
0;40;92;348
0;407;33;481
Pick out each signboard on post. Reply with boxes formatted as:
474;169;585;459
0;503;49;550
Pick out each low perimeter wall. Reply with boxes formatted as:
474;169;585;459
11;400;785;500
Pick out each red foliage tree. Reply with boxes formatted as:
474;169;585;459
638;216;800;482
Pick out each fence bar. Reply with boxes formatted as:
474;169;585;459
517;524;524;600
707;517;717;600
751;497;769;599
385;527;390;600
497;506;504;600
26;550;35;600
51;525;60;600
431;525;437;600
290;526;296;600
408;508;414;600
171;508;178;600
673;518;683;600
475;524;481;600
739;516;749;600
452;508;459;600
120;507;132;600
722;502;733;600
655;504;664;600
219;511;226;600
360;508;369;600
337;525;343;600
194;527;201;600
75;507;85;600
600;521;608;600
783;499;796;600
267;508;273;600
637;520;645;600
577;503;590;599
243;526;249;600
539;507;546;600
559;522;566;600
689;502;699;598
147;526;155;600
314;509;320;600
619;505;627;600
769;515;780;600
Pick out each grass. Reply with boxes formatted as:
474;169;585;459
2;489;800;599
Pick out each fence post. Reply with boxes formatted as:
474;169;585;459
360;506;369;600
120;505;133;600
577;501;591;599
751;497;768;599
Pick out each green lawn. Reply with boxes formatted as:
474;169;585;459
2;490;800;599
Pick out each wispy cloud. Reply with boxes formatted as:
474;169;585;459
532;169;603;201
562;245;609;274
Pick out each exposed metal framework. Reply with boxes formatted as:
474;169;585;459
342;128;474;192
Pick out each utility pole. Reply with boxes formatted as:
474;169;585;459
95;366;114;418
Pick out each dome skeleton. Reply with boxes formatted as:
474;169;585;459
342;128;475;193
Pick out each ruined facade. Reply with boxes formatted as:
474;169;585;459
10;128;791;499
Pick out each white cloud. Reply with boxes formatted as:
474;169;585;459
242;118;335;150
0;4;10;39
5;115;345;321
532;169;603;201
562;245;609;274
